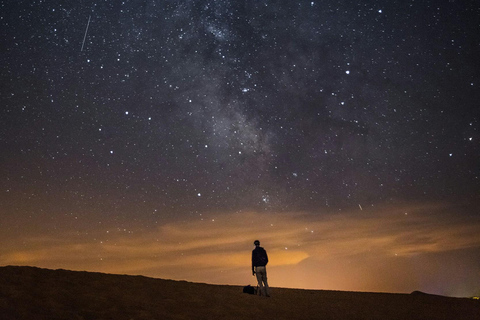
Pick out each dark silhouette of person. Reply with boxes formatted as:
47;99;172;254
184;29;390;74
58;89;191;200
252;240;270;297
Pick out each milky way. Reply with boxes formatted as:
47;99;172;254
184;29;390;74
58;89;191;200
1;1;479;296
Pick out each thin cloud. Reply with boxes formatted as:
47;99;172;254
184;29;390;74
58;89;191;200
2;202;479;292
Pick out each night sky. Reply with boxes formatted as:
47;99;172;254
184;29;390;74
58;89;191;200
1;0;479;297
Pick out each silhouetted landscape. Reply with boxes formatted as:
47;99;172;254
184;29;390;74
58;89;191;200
0;266;478;319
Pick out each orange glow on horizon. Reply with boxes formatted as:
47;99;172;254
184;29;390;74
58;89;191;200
2;202;480;297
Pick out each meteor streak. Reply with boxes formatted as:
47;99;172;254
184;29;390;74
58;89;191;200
81;15;91;52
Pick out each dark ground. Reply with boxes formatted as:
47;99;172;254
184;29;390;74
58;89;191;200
0;266;478;320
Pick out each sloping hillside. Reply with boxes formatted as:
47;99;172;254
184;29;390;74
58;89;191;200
0;266;478;320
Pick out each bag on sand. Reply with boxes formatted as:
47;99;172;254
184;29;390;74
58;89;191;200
243;285;257;295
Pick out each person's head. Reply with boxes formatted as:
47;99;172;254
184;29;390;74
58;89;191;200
254;240;260;246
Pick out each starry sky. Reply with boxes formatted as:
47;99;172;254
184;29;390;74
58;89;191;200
1;0;479;297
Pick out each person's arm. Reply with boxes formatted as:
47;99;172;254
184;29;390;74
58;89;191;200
252;251;255;275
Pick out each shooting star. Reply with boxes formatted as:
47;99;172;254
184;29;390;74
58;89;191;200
358;204;363;211
81;15;91;52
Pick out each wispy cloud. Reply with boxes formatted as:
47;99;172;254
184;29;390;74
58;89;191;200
3;202;480;293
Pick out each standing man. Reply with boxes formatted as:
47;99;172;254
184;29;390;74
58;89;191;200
252;240;270;297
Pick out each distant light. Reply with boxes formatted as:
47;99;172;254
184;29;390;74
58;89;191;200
197;193;201;197
378;9;382;13
110;150;114;154
346;70;350;74
125;111;129;115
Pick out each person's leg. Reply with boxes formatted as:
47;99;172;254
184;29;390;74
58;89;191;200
262;268;270;296
255;267;264;295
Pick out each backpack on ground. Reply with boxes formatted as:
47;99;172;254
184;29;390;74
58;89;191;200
243;285;257;295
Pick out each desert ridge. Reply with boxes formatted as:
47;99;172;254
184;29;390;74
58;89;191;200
0;266;478;320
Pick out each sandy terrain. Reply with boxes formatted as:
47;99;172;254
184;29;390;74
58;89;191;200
0;266;478;320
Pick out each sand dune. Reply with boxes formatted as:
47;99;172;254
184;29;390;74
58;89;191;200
0;266;478;320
